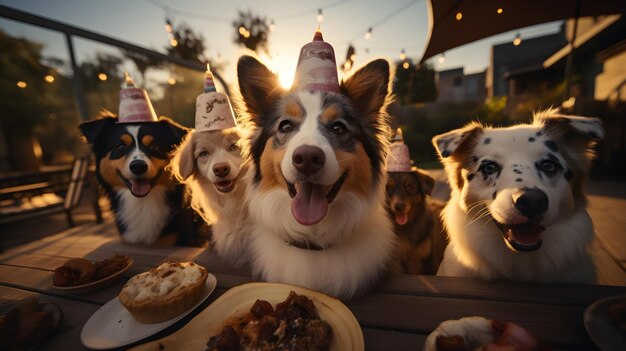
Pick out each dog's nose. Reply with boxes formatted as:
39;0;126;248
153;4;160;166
212;163;231;178
394;202;406;213
513;188;548;219
129;160;148;175
292;146;325;176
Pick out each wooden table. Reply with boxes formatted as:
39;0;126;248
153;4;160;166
1;221;625;350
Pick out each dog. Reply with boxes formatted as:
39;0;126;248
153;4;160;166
386;168;447;274
169;128;250;267
79;111;197;246
236;56;396;298
432;109;603;283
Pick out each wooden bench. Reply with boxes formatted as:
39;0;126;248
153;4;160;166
0;157;101;227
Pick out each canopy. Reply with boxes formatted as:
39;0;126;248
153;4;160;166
420;0;626;62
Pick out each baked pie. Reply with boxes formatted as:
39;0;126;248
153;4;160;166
119;261;208;323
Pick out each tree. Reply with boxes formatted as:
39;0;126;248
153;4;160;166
123;50;163;87
232;10;271;54
393;60;437;104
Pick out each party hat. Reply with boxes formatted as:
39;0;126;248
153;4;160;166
195;63;237;132
117;72;158;123
292;26;340;93
387;128;412;172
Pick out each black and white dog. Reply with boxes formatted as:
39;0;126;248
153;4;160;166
432;109;603;283
79;112;197;245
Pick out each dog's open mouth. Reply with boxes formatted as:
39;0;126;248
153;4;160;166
214;180;236;193
494;219;545;252
393;212;409;226
117;169;162;198
286;172;348;226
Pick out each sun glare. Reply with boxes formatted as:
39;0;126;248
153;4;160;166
261;53;297;89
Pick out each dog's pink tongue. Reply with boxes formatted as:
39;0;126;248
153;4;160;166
509;222;544;244
395;214;408;225
291;182;328;226
130;179;151;197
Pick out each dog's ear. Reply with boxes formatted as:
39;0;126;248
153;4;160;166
412;168;435;196
432;122;482;158
78;115;117;143
169;134;195;181
157;117;190;144
237;56;282;124
534;109;604;142
341;59;391;118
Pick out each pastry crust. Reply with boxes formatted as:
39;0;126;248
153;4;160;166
119;262;208;323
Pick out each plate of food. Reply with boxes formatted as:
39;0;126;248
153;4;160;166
0;297;63;350
81;261;217;350
130;282;364;351
52;254;133;293
584;294;626;350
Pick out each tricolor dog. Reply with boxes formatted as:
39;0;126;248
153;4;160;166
237;55;396;298
79;112;195;245
432;109;603;283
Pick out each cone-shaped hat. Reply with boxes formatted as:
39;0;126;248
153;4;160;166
292;26;340;93
387;128;412;172
195;63;237;132
117;73;158;123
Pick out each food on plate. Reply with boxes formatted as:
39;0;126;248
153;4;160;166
607;301;626;334
52;254;131;287
205;291;333;351
0;297;61;350
119;261;208;323
424;317;551;351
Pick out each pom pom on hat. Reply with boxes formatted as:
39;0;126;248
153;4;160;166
117;72;158;123
292;26;340;93
387;128;412;172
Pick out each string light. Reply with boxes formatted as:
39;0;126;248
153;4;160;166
364;27;372;40
269;20;276;31
17;81;27;88
402;62;410;69
44;75;55;83
165;18;173;33
239;26;251;38
455;12;462;21
317;9;323;23
497;8;503;14
98;73;107;81
170;38;178;46
168;77;177;85
438;52;446;64
399;49;406;60
513;33;522;46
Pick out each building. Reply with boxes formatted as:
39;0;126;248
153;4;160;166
436;67;486;103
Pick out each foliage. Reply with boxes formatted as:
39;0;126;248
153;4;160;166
392;61;437;104
123;50;164;87
232;10;271;54
166;23;208;64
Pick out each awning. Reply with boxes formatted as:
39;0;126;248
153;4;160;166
420;0;626;62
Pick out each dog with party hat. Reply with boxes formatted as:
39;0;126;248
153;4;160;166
385;128;447;274
79;74;198;246
170;64;250;267
237;27;396;298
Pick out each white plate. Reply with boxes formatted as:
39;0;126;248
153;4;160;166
131;282;364;351
584;294;626;350
80;273;217;350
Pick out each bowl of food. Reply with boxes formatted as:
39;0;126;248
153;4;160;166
52;254;132;293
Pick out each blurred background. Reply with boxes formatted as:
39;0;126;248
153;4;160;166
0;0;624;176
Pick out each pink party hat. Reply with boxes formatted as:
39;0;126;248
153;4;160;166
195;63;237;132
292;26;340;93
117;72;158;123
387;128;412;172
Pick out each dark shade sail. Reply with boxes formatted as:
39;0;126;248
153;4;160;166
420;0;626;62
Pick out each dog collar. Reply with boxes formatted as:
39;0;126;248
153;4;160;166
286;240;329;251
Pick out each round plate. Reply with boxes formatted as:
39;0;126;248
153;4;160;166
80;273;217;350
584;294;626;350
52;257;134;294
130;282;364;351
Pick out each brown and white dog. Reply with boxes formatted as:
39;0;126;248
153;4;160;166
386;168;446;274
432;109;603;283
169;128;249;267
237;56;396;298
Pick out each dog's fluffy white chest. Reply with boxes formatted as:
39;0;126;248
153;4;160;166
116;186;172;245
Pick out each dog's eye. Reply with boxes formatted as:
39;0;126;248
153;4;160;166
331;121;347;135
385;183;394;195
229;143;239;152
540;160;560;173
278;120;294;134
404;183;418;195
149;144;160;152
115;143;127;151
480;161;500;175
198;151;209;158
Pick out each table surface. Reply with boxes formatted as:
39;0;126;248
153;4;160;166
1;221;625;350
